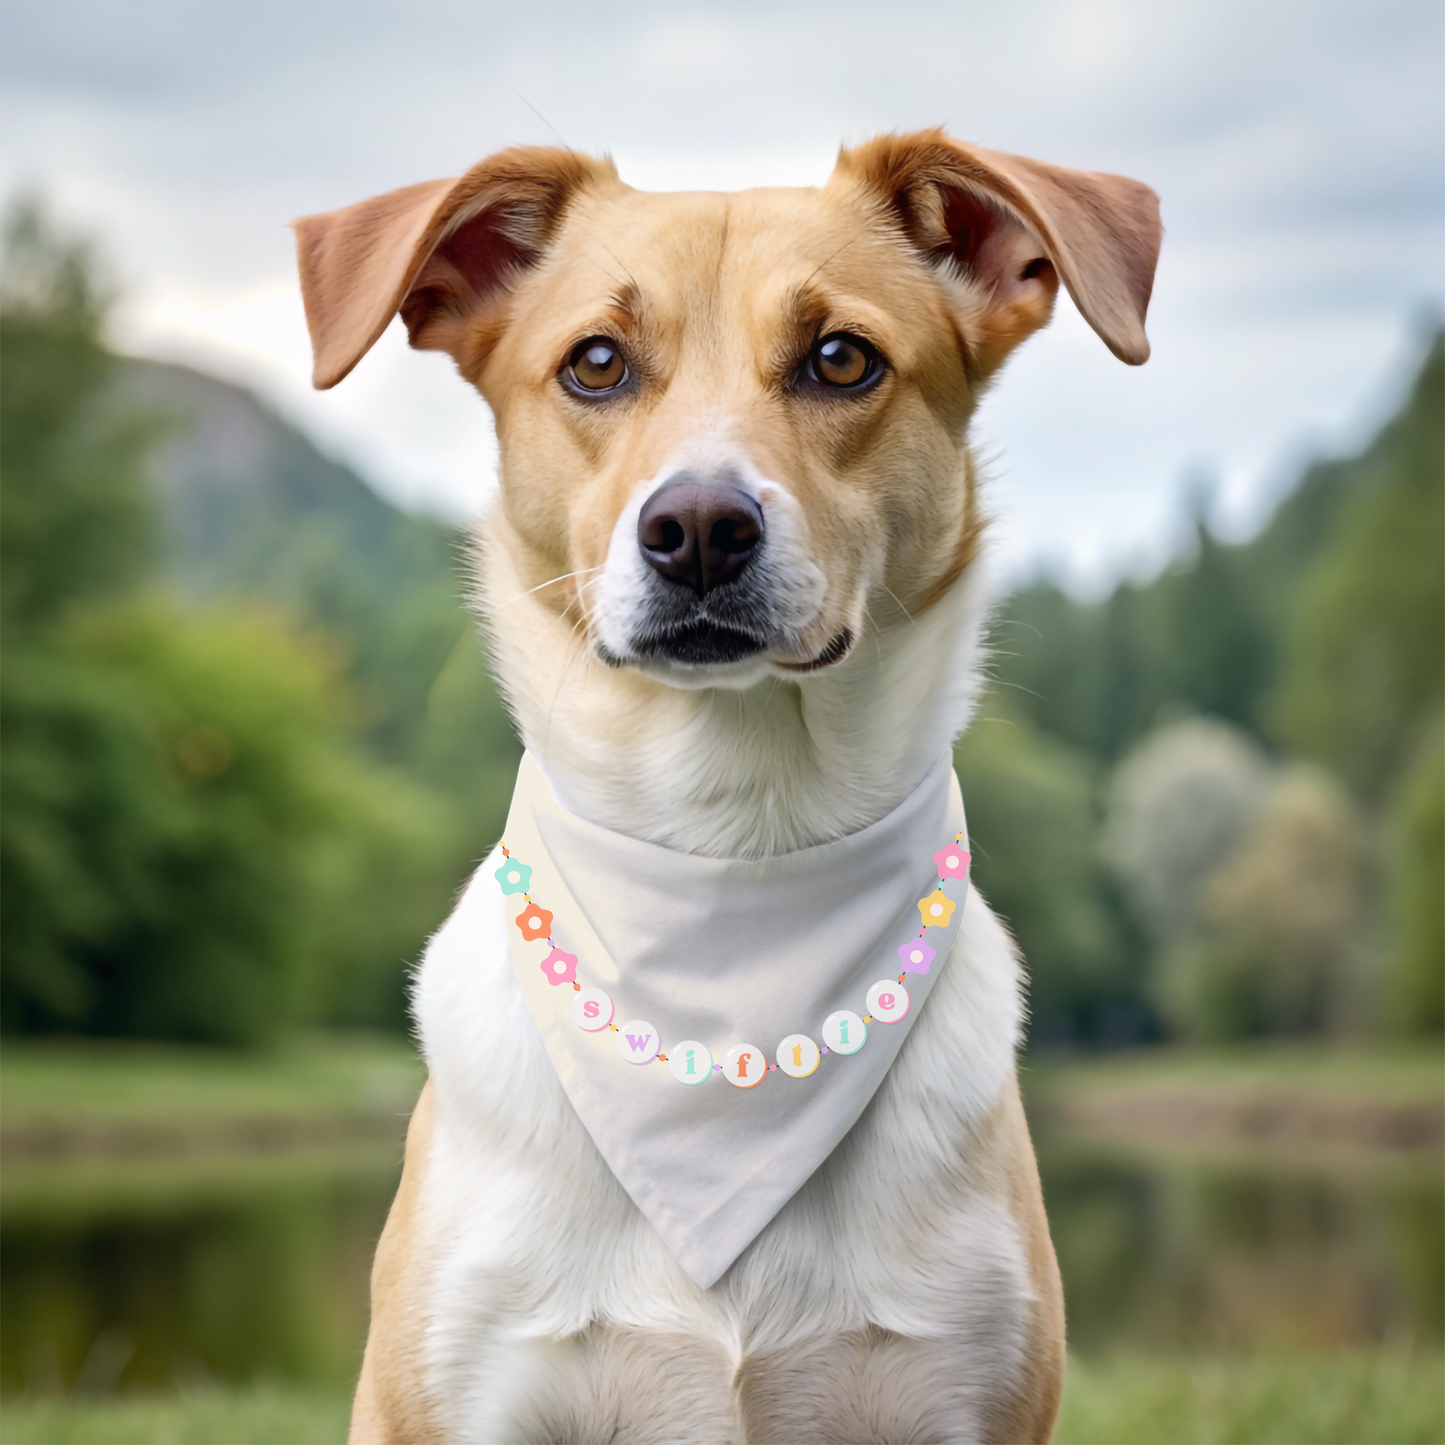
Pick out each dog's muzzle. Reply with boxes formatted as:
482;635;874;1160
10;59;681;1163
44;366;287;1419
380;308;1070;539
630;475;770;665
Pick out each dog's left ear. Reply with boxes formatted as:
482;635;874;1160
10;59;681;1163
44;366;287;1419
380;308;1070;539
835;130;1161;374
294;147;615;389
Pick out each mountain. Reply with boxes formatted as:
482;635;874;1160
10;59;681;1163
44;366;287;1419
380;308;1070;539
111;358;520;786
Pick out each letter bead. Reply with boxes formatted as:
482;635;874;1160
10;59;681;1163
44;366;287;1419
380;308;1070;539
616;1020;661;1065
570;987;614;1032
821;1010;866;1055
667;1040;713;1085
865;979;910;1023
776;1034;821;1078
724;1043;767;1088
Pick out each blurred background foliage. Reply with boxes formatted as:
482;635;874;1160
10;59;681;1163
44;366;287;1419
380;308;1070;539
0;200;520;1044
1;199;1440;1051
957;313;1443;1045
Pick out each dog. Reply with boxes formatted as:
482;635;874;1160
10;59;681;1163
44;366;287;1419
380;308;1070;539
294;128;1159;1444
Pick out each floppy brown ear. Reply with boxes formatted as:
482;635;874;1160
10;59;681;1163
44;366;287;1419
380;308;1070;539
835;129;1161;371
293;147;615;389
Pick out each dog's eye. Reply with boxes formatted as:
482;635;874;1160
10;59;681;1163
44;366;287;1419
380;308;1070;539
565;337;627;394
809;333;881;390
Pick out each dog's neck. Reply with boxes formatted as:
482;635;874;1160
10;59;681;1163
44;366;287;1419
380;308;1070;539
480;534;992;861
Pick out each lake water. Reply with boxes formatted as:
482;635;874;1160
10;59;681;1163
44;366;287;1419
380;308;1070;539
2;1134;1440;1394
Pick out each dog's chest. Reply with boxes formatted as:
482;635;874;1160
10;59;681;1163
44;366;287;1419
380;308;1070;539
411;860;1035;1441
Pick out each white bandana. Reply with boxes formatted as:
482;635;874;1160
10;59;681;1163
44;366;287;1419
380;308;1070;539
500;752;969;1288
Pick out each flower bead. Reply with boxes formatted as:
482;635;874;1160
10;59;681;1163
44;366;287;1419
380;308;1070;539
917;890;956;929
495;860;533;895
897;938;937;974
934;846;971;880
540;946;578;986
515;903;553;941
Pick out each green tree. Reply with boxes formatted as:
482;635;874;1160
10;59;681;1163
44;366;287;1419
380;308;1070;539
954;705;1142;1045
0;196;156;627
1387;716;1445;1034
1153;767;1371;1040
2;604;447;1041
0;200;453;1041
1274;334;1445;804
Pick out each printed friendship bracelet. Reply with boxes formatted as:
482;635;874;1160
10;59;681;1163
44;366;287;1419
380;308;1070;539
495;836;971;1090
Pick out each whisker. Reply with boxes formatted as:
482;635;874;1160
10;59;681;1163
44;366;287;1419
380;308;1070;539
497;566;604;610
509;86;572;149
880;585;917;627
861;603;884;667
801;234;862;291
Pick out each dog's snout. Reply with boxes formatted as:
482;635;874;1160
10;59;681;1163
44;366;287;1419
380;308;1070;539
637;477;764;597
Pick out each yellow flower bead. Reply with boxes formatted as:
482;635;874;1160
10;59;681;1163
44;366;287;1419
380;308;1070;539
917;890;956;929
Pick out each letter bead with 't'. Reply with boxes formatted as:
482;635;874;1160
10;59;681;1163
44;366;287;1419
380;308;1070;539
776;1034;821;1078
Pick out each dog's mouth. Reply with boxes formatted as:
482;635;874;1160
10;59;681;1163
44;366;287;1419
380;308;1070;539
599;624;853;674
775;629;853;672
628;622;767;667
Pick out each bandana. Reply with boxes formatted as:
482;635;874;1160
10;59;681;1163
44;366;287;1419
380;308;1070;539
500;751;969;1288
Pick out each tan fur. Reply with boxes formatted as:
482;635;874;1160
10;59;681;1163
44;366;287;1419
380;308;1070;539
349;1082;443;1445
295;130;1159;1443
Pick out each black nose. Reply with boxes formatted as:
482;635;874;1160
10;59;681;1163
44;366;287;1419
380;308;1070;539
637;476;764;597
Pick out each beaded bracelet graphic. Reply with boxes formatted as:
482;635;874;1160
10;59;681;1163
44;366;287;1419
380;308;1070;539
495;834;971;1088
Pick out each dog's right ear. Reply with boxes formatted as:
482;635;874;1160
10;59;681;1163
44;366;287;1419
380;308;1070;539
293;147;614;389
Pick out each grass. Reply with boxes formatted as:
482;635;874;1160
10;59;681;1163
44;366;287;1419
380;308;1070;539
2;1353;1440;1445
1;1033;425;1134
0;1033;427;1179
1056;1350;1445;1445
0;1385;350;1445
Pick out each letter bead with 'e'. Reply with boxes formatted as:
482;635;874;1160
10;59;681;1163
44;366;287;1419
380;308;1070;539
865;979;910;1023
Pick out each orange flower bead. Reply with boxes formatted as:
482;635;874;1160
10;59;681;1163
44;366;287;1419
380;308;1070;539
515;904;554;941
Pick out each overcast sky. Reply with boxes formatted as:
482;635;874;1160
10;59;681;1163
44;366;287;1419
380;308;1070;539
3;0;1441;592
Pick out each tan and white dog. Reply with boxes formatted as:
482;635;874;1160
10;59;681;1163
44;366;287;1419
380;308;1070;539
295;130;1159;1444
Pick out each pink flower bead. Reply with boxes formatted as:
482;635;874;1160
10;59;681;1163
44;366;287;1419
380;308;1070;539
934;846;972;879
539;947;578;986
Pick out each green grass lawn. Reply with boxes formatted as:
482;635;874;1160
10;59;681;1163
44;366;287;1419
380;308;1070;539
0;1384;349;1445
1024;1039;1445;1104
2;1352;1440;1445
1056;1350;1445;1445
1;1033;425;1135
0;1033;427;1181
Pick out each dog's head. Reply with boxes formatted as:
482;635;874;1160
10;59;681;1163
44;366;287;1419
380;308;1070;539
296;132;1158;697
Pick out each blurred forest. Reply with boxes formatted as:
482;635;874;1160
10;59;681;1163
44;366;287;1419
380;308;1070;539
2;202;1440;1049
959;317;1444;1045
0;202;520;1042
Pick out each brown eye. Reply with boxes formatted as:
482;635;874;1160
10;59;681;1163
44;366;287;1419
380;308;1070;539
810;333;880;390
566;337;627;393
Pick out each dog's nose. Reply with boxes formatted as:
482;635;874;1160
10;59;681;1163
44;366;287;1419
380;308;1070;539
637;477;764;597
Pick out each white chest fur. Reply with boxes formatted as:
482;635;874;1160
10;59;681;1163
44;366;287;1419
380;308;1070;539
412;849;1034;1443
